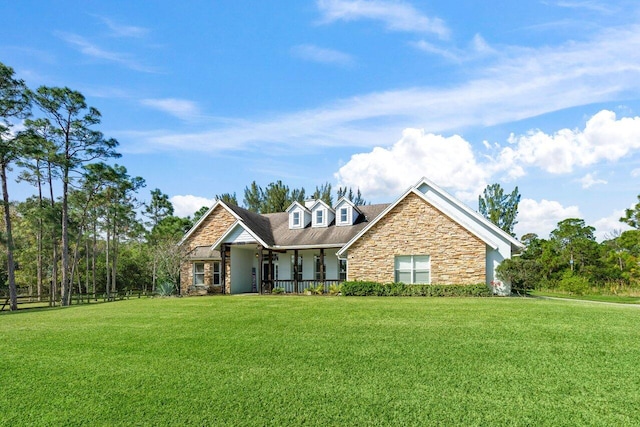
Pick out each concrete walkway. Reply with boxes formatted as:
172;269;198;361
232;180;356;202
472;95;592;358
535;295;640;308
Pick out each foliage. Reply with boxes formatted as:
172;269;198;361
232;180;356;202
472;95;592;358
305;284;324;295
328;283;341;295
271;287;285;294
5;297;640;425
215;192;238;206
479;183;520;236
155;281;176;296
620;194;640;229
340;281;491;297
495;257;540;295
337;186;367;205
558;271;591;295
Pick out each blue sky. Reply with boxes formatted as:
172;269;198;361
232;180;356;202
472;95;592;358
3;0;640;240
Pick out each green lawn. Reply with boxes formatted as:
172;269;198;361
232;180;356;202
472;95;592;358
2;296;640;426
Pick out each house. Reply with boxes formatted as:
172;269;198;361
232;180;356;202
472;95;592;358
178;177;524;296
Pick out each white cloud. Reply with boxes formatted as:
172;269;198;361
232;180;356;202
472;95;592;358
631;168;640;177
334;128;488;200
291;44;354;66
514;199;581;239
316;0;449;38
124;24;640;154
497;110;640;176
55;31;157;73
140;98;201;121
577;172;607;188
99;17;149;38
412;33;496;61
593;209;632;241
170;195;215;218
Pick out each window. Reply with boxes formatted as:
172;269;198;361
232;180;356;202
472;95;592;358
314;255;325;280
394;255;430;284
340;207;348;223
315;209;323;225
212;261;221;285
193;263;205;285
291;255;303;281
339;259;347;281
292;211;300;226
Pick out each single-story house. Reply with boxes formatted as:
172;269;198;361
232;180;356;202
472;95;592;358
178;177;524;296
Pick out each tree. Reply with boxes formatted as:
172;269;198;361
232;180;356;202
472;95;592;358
313;182;332;206
261;180;290;213
31;86;120;306
0;61;31;311
550;218;597;273
478;183;520;236
144;189;174;292
621;195;640;229
215;192;238;206
191;206;210;224
337;186;367;205
243;181;263;212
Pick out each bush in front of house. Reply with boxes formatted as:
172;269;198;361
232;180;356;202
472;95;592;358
340;281;492;297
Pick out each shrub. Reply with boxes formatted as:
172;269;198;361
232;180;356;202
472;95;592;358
328;283;341;296
272;287;285;294
559;271;590;295
156;282;176;297
305;284;324;295
340;281;491;297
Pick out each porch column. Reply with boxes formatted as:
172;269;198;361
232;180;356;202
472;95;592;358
268;249;273;293
294;249;299;294
220;244;226;295
320;248;325;282
258;246;263;294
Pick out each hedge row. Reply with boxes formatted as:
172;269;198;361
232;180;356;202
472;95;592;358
340;281;492;297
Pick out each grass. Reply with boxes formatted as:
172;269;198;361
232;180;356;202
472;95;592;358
2;296;640;426
531;289;640;304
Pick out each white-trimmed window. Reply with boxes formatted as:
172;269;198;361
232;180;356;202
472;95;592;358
339;259;347;281
193;262;205;285
291;255;303;281
314;255;325;280
315;209;324;225
340;207;348;223
292;211;300;227
394;255;430;284
212;261;221;285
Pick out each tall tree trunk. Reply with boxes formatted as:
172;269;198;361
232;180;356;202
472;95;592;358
105;214;110;297
111;222;117;293
92;219;96;297
48;162;57;306
85;236;89;294
61;168;70;306
1;162;18;311
37;167;43;302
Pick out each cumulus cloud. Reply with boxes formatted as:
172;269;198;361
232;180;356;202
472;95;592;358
577;172;607;189
170;195;215;218
497;110;640;176
140;98;201;121
593;209;632;241
513;199;581;239
291;44;354;66
317;0;449;38
334;128;488;200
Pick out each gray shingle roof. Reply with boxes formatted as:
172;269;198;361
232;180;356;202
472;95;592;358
215;202;388;249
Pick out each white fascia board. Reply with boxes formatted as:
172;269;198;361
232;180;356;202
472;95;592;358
337;183;417;257
415;177;524;250
310;199;335;213
178;200;242;246
210;220;269;250
286;201;310;213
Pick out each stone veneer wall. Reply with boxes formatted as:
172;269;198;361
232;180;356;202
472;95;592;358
180;206;236;294
347;192;485;284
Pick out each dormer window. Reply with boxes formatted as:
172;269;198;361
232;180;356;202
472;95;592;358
340;207;348;223
293;211;300;226
316;210;323;225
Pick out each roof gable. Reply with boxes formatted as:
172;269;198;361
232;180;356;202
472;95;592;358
337;177;524;256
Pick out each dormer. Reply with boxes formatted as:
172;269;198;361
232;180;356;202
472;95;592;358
309;199;335;228
286;201;311;230
334;198;361;226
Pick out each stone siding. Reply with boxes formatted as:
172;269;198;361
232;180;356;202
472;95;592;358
347;192;485;284
180;206;236;294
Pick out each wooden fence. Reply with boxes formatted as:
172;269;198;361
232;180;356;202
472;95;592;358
1;290;152;312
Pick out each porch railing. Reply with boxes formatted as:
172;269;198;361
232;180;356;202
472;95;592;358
262;279;342;294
